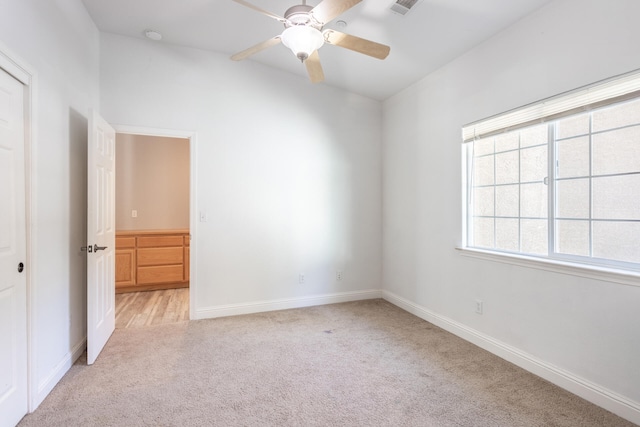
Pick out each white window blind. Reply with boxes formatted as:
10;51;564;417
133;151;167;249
462;69;640;143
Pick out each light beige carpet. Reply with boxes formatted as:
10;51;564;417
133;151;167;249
18;299;635;426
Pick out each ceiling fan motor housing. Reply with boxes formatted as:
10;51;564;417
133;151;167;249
284;4;322;29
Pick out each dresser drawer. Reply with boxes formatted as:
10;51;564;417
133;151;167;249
137;235;184;248
137;265;184;284
116;237;136;249
137;247;183;266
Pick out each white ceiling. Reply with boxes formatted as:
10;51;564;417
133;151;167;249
81;0;553;100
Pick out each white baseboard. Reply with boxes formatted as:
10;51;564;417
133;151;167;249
33;338;86;410
193;289;383;320
382;290;640;426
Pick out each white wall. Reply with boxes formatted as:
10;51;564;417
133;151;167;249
0;0;99;409
100;33;383;316
116;134;190;230
383;0;640;423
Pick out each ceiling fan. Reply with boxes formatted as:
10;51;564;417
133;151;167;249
230;0;391;83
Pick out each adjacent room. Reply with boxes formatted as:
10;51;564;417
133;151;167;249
114;133;191;328
1;0;639;426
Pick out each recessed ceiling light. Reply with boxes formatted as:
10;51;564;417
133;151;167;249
336;20;347;28
144;30;162;41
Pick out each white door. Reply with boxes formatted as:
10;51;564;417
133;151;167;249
0;68;28;426
87;110;116;365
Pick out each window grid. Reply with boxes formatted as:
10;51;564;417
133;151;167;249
467;96;640;271
547;123;555;258
588;113;593;259
517;133;522;253
492;137;496;249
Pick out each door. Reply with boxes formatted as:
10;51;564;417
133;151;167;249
87;110;116;365
0;68;28;426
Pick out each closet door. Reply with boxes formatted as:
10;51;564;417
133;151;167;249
0;67;28;426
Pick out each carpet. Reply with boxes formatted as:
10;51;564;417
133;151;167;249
18;299;635;426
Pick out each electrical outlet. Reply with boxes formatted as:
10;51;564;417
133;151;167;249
336;270;343;281
299;273;305;284
475;300;483;315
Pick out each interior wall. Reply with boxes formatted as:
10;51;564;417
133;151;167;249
100;33;383;315
0;0;100;408
116;134;190;230
382;0;640;421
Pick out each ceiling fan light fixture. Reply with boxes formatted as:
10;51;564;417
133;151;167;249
281;25;324;62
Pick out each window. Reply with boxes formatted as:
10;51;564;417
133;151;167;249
463;70;640;273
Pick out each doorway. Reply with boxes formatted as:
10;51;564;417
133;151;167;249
112;127;196;326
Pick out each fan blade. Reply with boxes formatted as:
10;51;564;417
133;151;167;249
232;0;287;23
231;36;281;61
311;0;361;24
305;50;325;83
324;30;390;60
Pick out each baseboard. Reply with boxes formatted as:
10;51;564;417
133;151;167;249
382;290;640;426
33;338;86;410
193;289;383;320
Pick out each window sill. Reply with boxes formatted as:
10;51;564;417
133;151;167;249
455;247;640;288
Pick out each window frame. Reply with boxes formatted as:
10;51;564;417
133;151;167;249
460;70;640;287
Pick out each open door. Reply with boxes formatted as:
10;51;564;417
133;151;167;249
87;110;116;365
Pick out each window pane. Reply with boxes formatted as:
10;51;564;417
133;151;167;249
592;126;640;176
495;132;519;153
592;97;640;132
556;113;590;139
556;219;590;256
496;218;519;252
466;84;640;271
495;151;519;184
592;174;640;220
521;145;547;183
496;184;519;217
521;219;547;255
521;182;547;218
474;155;494;186
557;136;589;178
556;178;589;219
473;187;494;216
473;217;494;248
474;138;494;157
593;221;640;263
520;124;548;148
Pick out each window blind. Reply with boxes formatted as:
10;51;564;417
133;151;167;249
462;68;640;143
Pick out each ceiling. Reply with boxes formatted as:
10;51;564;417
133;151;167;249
81;0;553;100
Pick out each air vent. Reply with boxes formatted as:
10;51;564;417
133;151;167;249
390;0;422;16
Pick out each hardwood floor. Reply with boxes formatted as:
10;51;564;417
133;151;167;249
115;288;189;329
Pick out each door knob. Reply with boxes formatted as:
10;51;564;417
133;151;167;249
18;262;24;273
82;244;108;253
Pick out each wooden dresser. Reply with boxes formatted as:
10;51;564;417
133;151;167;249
115;229;190;293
